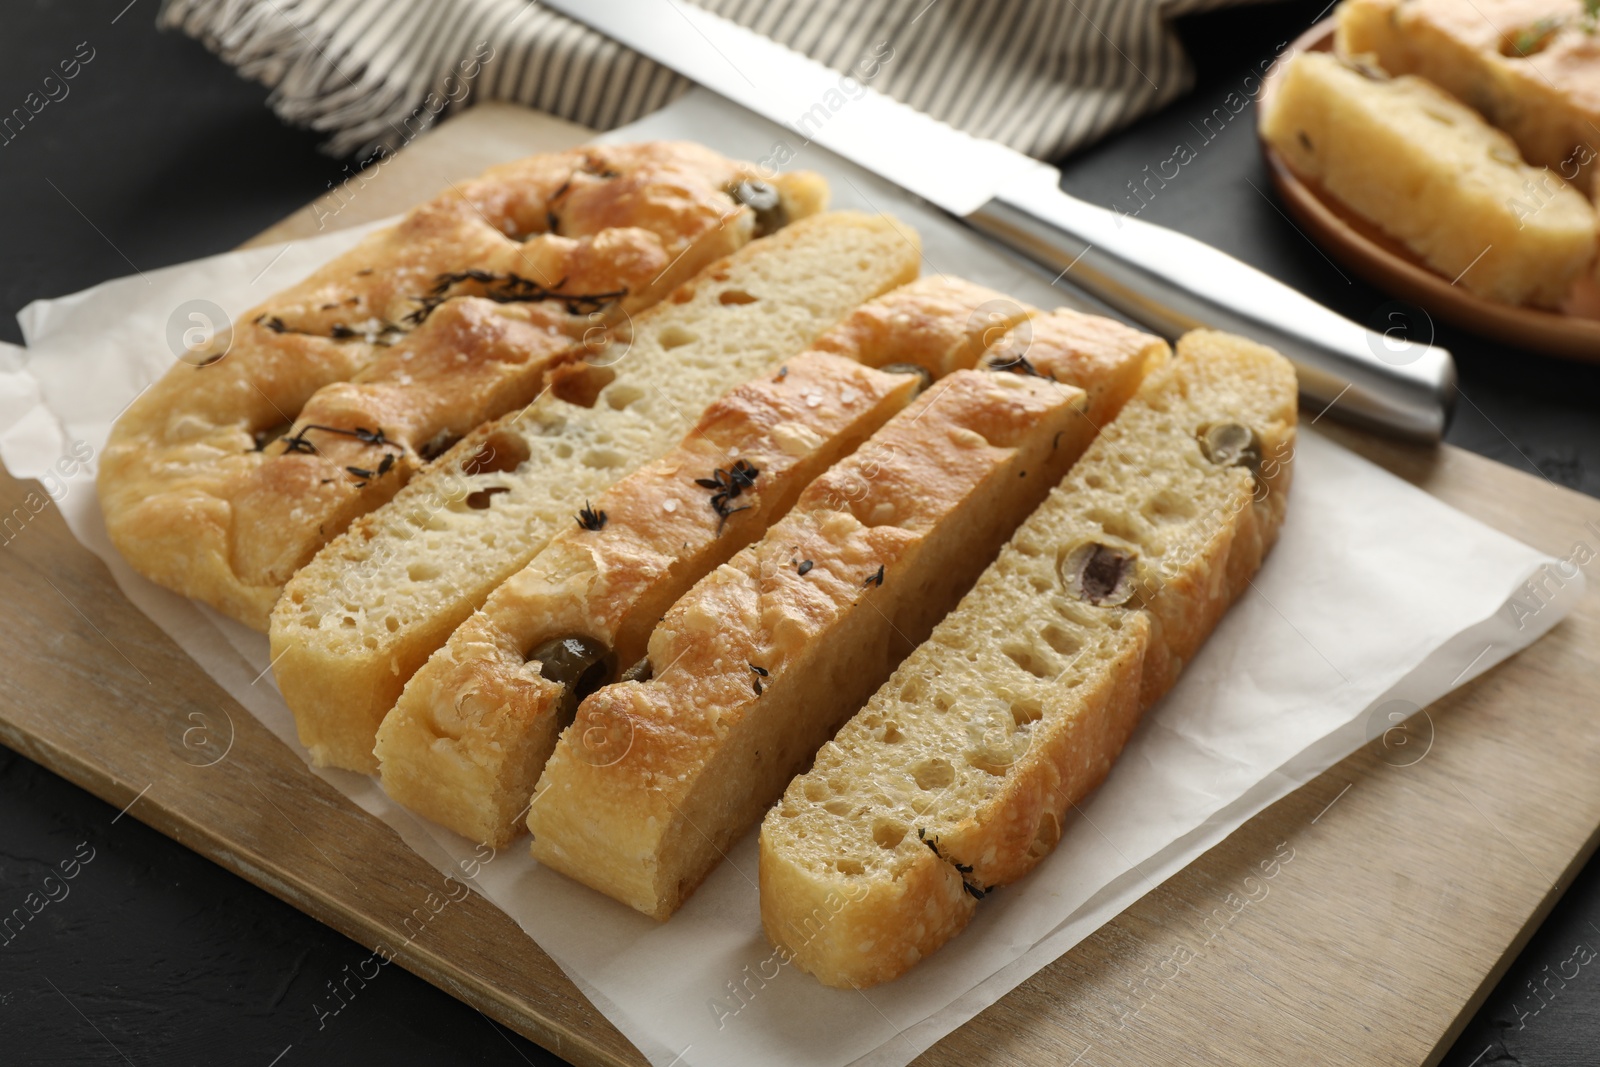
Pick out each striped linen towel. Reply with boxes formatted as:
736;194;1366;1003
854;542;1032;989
160;0;1267;162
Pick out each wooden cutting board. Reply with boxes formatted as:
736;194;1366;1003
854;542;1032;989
4;104;1598;1067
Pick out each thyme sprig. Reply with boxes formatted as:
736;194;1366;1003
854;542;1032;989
694;459;761;533
917;828;990;900
403;270;627;327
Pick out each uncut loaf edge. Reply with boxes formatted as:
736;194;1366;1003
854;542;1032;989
269;211;922;773
758;329;1298;989
99;142;825;631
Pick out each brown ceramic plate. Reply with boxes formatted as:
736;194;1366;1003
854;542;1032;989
1259;20;1600;362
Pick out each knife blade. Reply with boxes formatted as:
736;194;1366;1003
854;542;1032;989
541;0;1457;441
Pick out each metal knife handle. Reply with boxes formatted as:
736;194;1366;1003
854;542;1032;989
968;168;1457;442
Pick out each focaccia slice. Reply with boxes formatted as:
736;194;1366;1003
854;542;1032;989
100;142;824;629
373;352;919;845
1261;51;1596;308
270;212;921;773
1336;0;1600;197
759;330;1297;989
527;311;1164;919
373;277;1025;846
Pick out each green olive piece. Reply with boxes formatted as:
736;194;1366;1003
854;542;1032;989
1197;421;1263;476
878;362;934;396
1060;542;1138;607
528;635;616;730
619;656;653;684
727;179;788;237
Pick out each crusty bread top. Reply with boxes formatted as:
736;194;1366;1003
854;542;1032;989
527;368;1089;916
370;276;1040;846
809;276;1031;377
460;351;920;670
98;141;826;629
766;328;1296;897
269;212;923;772
987;307;1169;427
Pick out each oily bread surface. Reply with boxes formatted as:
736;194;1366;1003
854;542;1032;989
270;212;921;773
373;276;1022;847
99;142;825;629
525;308;1163;919
526;368;1091;919
373;352;919;846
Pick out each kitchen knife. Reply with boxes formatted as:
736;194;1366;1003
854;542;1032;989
541;0;1456;441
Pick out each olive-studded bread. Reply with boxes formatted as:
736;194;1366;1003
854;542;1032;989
1336;0;1600;197
527;313;1165;920
373;277;1025;847
270;212;921;773
99;142;825;629
759;329;1296;988
1261;51;1597;308
374;352;920;845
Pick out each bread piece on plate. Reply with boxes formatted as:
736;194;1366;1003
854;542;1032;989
759;330;1297;989
374;352;920;845
270;212;920;773
373;276;1025;847
99;142;826;630
527;314;1165;920
1336;0;1600;195
1261;50;1597;308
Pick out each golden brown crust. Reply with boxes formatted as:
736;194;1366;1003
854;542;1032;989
99;142;825;629
373;351;919;845
526;367;1095;919
269;212;922;773
759;329;1297;988
371;275;1029;845
808;276;1031;376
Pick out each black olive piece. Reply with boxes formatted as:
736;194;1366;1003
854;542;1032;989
727;179;788;237
619;656;653;684
1197;421;1263;477
879;362;934;396
1060;542;1138;607
528;636;617;731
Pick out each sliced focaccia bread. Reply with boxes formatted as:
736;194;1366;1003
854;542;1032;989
526;369;1088;919
759;330;1297;989
372;275;1026;846
1261;51;1597;308
270;212;921;773
808;276;1029;378
1336;0;1600;196
373;352;920;846
527;312;1164;920
100;141;825;629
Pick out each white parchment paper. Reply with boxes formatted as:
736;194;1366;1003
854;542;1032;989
0;90;1584;1067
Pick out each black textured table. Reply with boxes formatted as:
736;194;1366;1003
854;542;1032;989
1;2;1596;1065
